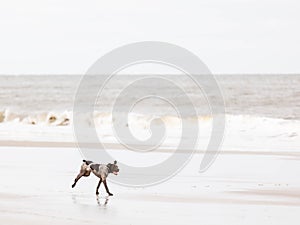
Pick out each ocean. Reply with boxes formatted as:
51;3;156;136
0;74;299;122
0;74;299;154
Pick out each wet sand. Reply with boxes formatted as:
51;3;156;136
1;145;300;225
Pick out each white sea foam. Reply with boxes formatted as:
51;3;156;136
0;110;299;153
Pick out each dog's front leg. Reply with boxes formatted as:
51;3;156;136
72;173;84;188
103;180;113;196
96;178;102;195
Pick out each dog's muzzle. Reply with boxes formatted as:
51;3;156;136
113;169;119;175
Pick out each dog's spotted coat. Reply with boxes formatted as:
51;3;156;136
72;160;120;196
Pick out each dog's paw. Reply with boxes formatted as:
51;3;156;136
108;192;113;196
71;184;75;188
96;191;99;195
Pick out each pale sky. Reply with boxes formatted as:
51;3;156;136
0;0;299;74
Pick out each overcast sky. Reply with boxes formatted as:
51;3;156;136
0;0;299;74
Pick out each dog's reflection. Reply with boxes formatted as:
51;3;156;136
71;194;110;208
96;196;109;207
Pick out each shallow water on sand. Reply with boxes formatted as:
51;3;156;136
0;147;300;225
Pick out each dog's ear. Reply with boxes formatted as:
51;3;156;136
114;160;117;164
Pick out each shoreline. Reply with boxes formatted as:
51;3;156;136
1;140;300;158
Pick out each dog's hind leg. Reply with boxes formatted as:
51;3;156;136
96;178;102;195
103;180;113;196
72;162;92;188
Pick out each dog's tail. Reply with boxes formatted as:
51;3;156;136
83;160;93;165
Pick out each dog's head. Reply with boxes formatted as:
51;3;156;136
107;160;120;175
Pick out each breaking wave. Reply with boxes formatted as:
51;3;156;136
0;109;71;126
0;109;299;140
0;109;214;128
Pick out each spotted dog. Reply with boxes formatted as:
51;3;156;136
72;160;120;196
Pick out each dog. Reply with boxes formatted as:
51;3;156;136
72;160;120;196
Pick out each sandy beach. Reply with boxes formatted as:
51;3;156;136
1;143;300;225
